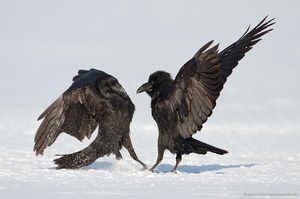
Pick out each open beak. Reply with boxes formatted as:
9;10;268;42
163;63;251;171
136;82;152;94
111;83;128;99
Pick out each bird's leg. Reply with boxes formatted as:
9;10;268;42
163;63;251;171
115;151;122;160
149;145;165;172
123;135;148;170
171;152;182;172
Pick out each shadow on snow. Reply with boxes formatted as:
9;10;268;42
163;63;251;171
86;162;256;173
157;163;257;173
49;161;256;173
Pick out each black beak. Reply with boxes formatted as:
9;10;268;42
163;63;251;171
111;83;128;99
136;82;152;94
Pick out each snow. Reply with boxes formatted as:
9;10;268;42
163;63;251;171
0;109;299;199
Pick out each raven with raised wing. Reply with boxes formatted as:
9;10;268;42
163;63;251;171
34;69;147;169
137;16;274;172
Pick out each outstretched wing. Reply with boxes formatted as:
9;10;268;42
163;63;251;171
33;85;102;156
219;16;275;85
158;16;274;139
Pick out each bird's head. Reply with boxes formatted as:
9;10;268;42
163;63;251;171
136;71;173;100
71;69;129;99
97;75;129;99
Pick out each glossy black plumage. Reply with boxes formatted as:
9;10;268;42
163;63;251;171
34;69;146;169
137;16;275;172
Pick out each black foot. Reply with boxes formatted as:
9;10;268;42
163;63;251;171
149;169;159;173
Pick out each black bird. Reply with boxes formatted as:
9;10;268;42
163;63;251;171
137;16;275;172
34;69;147;169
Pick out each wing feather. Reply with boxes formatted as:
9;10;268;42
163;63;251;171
34;86;101;155
34;95;67;155
158;16;274;139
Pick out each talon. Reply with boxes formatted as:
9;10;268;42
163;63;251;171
149;169;159;173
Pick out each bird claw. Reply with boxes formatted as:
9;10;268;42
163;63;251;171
149;169;159;173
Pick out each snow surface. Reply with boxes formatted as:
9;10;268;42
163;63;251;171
1;1;300;198
0;109;299;199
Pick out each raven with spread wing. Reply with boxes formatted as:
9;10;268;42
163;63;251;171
34;69;147;169
137;16;275;172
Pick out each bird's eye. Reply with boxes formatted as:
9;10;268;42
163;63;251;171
152;79;159;84
149;78;156;84
107;78;116;85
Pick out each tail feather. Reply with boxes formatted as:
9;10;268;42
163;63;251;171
54;150;99;169
184;138;228;155
54;137;113;169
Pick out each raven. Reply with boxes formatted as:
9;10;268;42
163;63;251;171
137;16;275;172
34;69;147;169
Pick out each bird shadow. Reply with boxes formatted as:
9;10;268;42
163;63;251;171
48;161;113;170
86;161;114;170
157;163;257;174
48;161;256;173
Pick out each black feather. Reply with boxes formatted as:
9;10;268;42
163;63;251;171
137;16;274;172
34;69;147;169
